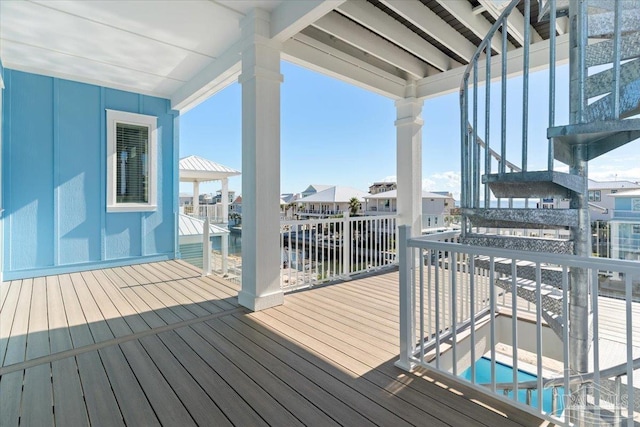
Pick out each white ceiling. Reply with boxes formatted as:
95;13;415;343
0;0;280;103
1;0;558;111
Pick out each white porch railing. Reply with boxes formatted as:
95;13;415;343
184;204;226;223
280;214;397;291
397;225;640;426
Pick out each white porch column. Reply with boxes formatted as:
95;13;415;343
221;234;229;275
221;178;229;223
192;181;200;215
395;83;424;237
238;8;284;311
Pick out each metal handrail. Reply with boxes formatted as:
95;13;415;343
492;357;640;391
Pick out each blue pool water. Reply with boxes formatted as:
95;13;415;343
460;357;564;414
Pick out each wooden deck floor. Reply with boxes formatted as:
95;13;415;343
0;260;547;426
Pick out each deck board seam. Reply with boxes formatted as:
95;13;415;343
0;307;246;375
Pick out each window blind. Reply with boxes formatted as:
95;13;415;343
116;123;149;204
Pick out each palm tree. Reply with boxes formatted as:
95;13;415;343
348;197;361;216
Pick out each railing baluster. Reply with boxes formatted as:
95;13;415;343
562;265;570;421
419;248;425;364
451;250;458;376
548;0;556;171
612;0;622;119
591;267;601;418
484;44;492;208
626;273;634;424
470;255;476;384
511;258;518;402
522;0;530;172
536;262;543;411
500;20;508;175
435;248;441;370
473;60;480;208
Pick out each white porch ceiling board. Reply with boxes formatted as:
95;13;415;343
312;12;430;79
29;0;240;57
0;1;214;82
477;0;543;46
336;0;459;72
416;34;569;99
1;41;181;98
283;35;406;99
270;0;346;42
377;0;478;63
434;0;516;54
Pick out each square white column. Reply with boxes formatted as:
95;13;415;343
221;178;229;223
192;181;200;215
238;9;284;311
395;84;424;237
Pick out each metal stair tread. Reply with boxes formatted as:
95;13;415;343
584;57;640;99
585;31;640;67
463;233;574;254
585;79;640;122
462;207;577;228
483;171;584;198
549;118;640;165
588;8;640;38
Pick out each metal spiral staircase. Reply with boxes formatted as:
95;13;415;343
459;0;640;418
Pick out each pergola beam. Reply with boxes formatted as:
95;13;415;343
312;11;431;79
270;0;345;42
434;0;516;54
337;0;459;71
378;0;478;63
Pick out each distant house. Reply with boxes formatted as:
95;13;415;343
610;189;640;262
297;186;367;218
179;192;193;206
538;180;640;221
364;189;454;229
230;196;242;215
301;184;333;199
369;182;397;195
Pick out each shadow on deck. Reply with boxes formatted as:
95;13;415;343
0;260;547;426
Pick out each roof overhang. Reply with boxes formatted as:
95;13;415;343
1;1;559;112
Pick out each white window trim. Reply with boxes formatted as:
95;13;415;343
106;109;158;212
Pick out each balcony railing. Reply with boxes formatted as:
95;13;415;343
397;225;640;426
280;214;397;291
183;204;226;223
613;211;640;220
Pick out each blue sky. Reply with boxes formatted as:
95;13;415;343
180;61;639;199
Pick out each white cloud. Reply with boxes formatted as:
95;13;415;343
423;171;461;199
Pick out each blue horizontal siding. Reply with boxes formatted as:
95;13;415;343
2;69;178;277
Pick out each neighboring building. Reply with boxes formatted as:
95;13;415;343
300;184;333;199
230;196;242;215
297;186;367;217
364;190;453;229
610;189;640;262
179;192;193;206
538;180;640;221
214;189;236;204
369;182;397;195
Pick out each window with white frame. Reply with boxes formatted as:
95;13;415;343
107;110;157;212
632;198;640;212
588;190;601;202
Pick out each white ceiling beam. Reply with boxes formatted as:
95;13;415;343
283;34;406;99
472;5;486;15
270;0;345;42
477;0;543;46
171;41;241;112
336;0;459;72
434;0;516;54
312;12;430;79
378;0;478;63
416;33;569;100
555;16;569;35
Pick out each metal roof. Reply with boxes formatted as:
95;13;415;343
364;189;450;199
178;214;229;237
588;180;640;190
298;186;368;203
179;155;241;183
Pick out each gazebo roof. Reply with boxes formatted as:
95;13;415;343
179;155;241;183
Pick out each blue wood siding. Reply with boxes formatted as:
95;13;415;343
2;69;178;279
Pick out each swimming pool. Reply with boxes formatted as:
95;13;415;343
460;357;564;414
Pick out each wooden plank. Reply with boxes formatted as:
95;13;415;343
157;330;268;427
0;370;23;427
58;274;94;348
243;311;521;427
0;280;22;366
52;357;90;427
76;351;125;427
26;276;50;360
190;320;339;426
21;363;54;426
174;326;304;427
47;275;73;354
98;345;160;426
137;334;232;427
119;340;197;426
3;278;33;366
70;272;118;342
0;280;16;312
153;281;213;317
211;316;380;426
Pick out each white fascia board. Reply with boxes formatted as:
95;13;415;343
416;34;569;100
270;0;345;42
377;0;477;63
171;41;242;113
434;0;516;54
337;0;459;72
312;12;429;79
283;35;406;100
477;0;543;46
